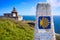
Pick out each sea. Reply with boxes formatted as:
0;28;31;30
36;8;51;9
23;16;60;34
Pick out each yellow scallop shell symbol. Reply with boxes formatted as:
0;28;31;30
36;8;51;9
40;17;50;28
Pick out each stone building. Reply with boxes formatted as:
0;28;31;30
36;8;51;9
3;7;23;21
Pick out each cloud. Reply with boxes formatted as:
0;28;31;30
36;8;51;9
47;0;60;7
29;6;36;15
47;0;60;15
30;6;36;13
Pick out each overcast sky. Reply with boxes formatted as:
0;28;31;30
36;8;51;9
0;0;60;16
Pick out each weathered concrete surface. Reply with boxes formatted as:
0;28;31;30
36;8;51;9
34;3;56;40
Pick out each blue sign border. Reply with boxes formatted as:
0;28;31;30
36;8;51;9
38;16;51;29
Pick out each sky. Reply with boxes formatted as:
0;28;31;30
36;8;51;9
0;0;60;16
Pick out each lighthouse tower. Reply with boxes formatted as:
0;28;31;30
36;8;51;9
34;3;56;40
11;7;18;17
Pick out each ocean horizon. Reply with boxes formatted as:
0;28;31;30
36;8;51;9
23;16;60;34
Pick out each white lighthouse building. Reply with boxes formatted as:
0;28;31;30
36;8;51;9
4;7;23;21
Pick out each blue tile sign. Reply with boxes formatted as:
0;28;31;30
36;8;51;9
38;16;51;29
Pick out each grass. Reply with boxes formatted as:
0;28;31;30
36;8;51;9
0;18;60;40
0;18;34;40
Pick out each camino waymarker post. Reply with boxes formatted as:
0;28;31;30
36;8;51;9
34;3;56;40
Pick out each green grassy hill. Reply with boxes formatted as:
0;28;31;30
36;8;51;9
0;18;34;40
